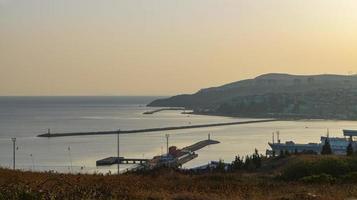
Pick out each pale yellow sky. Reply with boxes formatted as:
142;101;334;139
1;0;357;96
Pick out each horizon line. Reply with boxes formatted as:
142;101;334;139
0;95;170;97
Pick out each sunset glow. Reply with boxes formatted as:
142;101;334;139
1;0;357;95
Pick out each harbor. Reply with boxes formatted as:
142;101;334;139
96;138;220;171
3;2;357;197
3;101;357;174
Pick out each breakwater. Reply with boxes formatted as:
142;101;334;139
37;119;278;138
143;107;186;114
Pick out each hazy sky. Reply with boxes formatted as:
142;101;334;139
1;0;357;96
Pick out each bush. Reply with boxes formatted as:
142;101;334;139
215;159;226;172
281;157;355;181
231;149;263;171
341;172;357;183
321;138;332;155
231;156;244;170
300;173;336;184
347;142;354;156
281;161;314;180
313;158;349;177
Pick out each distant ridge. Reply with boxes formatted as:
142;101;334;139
148;73;357;120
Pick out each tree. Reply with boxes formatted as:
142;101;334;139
347;142;354;156
216;159;226;172
231;156;244;170
252;149;262;168
321;137;332;155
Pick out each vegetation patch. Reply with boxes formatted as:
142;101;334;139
280;156;357;181
300;173;336;184
1;155;357;199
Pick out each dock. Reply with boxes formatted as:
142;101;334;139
143;107;185;114
182;139;219;152
176;153;198;165
96;157;149;166
37;119;278;138
96;139;220;168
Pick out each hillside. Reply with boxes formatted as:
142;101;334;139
1;155;357;200
148;73;357;119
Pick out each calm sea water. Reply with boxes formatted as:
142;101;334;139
0;96;356;173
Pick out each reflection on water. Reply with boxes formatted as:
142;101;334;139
0;97;356;173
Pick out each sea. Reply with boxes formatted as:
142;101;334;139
0;96;356;174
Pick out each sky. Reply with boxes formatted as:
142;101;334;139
1;0;357;96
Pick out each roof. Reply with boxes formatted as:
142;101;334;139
343;129;357;137
268;142;320;147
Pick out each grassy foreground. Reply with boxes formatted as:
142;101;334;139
1;155;357;200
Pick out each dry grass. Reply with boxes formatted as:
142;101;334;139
1;156;357;200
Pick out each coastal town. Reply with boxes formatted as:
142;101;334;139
3;0;357;198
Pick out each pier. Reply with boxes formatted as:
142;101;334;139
96;139;220;168
143;107;186;114
176;153;198;165
96;157;149;166
182;139;219;152
37;119;278;138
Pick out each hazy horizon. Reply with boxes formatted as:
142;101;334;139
1;0;357;96
0;72;356;97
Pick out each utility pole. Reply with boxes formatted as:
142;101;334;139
30;154;35;171
11;138;16;170
68;146;72;173
327;128;330;138
165;134;170;167
165;134;169;155
117;129;120;175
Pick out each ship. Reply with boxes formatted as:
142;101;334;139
267;130;357;156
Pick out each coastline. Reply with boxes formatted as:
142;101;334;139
180;109;357;122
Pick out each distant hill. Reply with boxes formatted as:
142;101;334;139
148;73;357;119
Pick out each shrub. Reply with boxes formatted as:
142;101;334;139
231;149;263;171
281;160;313;181
231;156;244;170
313;157;349;177
347;142;354;156
252;149;262;168
281;157;357;181
215;159;226;172
300;173;336;184
341;172;357;183
321;138;332;155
